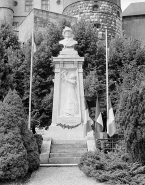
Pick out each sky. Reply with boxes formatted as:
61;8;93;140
121;0;145;11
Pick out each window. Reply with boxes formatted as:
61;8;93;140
13;1;18;6
41;0;49;10
25;0;33;12
117;11;120;18
12;22;19;27
98;31;103;39
92;4;99;11
56;0;61;5
94;23;101;29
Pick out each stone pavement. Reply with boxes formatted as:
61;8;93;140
26;167;105;185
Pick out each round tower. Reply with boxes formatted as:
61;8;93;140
63;0;122;39
0;0;14;24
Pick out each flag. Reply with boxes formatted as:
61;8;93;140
107;99;116;137
83;100;93;137
32;31;36;53
94;96;103;133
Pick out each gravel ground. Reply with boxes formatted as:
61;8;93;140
25;167;105;185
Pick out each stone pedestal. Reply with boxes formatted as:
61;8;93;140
52;49;85;126
45;125;84;140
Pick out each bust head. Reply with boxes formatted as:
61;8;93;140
59;26;78;50
62;27;73;39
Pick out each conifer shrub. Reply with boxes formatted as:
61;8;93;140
79;150;145;185
21;128;40;171
0;102;28;181
2;89;40;173
116;85;145;164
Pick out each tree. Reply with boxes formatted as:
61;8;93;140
109;36;145;111
0;21;20;100
0;102;28;181
19;21;70;127
116;82;145;164
4;89;40;171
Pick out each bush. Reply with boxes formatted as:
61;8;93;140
0;89;40;181
79;150;145;185
4;89;40;171
0;103;28;181
116;85;145;164
21;128;40;171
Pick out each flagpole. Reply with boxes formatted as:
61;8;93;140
105;28;109;120
28;28;34;130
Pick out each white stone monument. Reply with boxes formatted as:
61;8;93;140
47;27;85;140
52;27;85;127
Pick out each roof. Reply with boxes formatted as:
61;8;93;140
122;2;145;17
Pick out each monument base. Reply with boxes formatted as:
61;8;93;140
44;124;85;140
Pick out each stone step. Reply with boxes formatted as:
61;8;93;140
50;152;85;158
51;146;87;153
52;140;86;145
49;157;81;164
40;164;78;167
51;143;87;149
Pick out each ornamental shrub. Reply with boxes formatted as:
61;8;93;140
3;89;40;172
0;102;28;181
116;84;145;164
79;150;145;185
21;128;40;171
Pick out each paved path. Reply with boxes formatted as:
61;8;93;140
26;167;105;185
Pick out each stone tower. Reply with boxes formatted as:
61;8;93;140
0;0;14;24
63;0;122;39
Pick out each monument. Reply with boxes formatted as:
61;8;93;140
52;26;85;131
40;27;95;164
42;26;90;141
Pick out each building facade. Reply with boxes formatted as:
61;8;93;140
122;2;145;47
0;0;63;26
0;0;123;42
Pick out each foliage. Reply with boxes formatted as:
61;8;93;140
21;128;40;171
109;37;145;111
79;150;145;185
3;89;40;172
0;102;28;181
0;21;20;101
116;83;145;164
73;20;106;118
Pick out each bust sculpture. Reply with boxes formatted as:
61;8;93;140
59;27;78;49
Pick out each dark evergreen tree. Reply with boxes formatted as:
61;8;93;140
4;89;40;171
0;102;28;181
